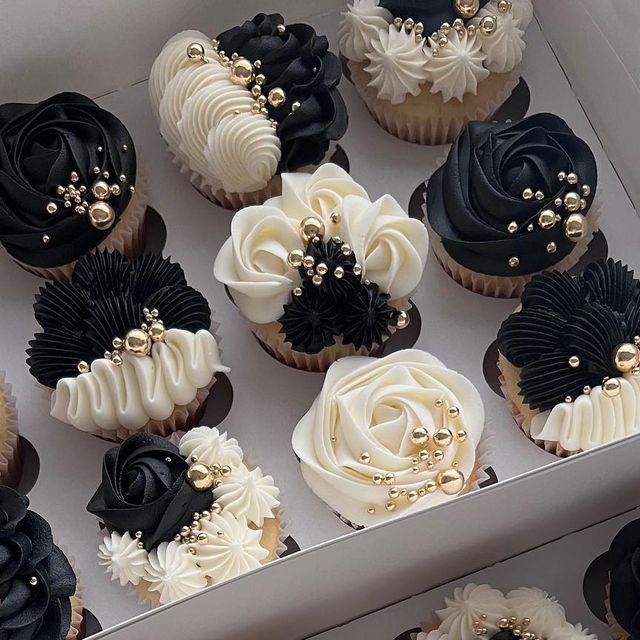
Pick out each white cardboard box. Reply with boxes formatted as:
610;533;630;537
0;3;639;640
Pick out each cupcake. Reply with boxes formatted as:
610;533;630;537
416;583;596;640
426;113;599;298
0;372;20;488
0;486;83;639
214;163;428;371
27;250;228;441
497;258;640;457
291;349;488;528
149;13;348;211
338;0;533;144
87;427;283;606
0;92;148;280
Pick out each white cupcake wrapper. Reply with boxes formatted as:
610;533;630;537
0;372;20;487
605;582;629;640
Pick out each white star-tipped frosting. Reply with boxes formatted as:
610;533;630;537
337;0;393;63
98;531;148;587
475;3;526;73
179;425;243;468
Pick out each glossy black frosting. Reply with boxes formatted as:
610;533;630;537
497;259;640;411
427;114;598;277
27;251;211;389
608;518;640;638
217;13;347;172
380;0;490;34
87;433;212;551
0;486;76;640
0;92;137;268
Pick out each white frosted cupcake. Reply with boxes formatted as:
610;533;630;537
292;349;488;528
87;427;283;606
338;0;533;144
214;163;428;371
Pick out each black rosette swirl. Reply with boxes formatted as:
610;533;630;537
497;259;640;411
0;92;137;268
87;433;212;550
27;251;211;389
427;113;598;277
217;13;348;172
0;486;77;640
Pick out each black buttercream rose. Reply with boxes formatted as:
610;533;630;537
0;486;77;640
427;113;598;277
217;13;348;172
87;433;212;550
380;0;490;34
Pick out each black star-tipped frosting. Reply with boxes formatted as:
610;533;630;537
380;0;490;34
427;114;598;277
217;13;348;172
497;259;640;411
27;251;211;389
0;92;137;268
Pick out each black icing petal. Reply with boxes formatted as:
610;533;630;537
128;254;188;302
84;295;142;355
33;280;89;330
72;250;133;297
624;297;640;339
582;258;639;312
520;270;584;318
143;286;211;333
379;0;490;34
608;519;640;636
86;434;212;550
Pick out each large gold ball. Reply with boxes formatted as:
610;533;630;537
563;192;582;212
87;201;115;230
186;42;206;61
300;217;325;243
603;377;622;398
92;180;111;201
433;428;454;448
437;468;465;495
187;463;214;492
230;57;254;86
564;213;587;242
538;209;556;230
479;15;497;35
454;0;480;18
267;87;287;108
148;321;166;343
613;343;640;373
409;427;429;446
124;328;152;357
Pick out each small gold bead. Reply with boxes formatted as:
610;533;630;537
507;221;518;234
388;487;400;499
410;426;429;446
291;101;301;112
359;451;371;464
568;355;580;368
522;188;534;200
385;501;396;512
509;256;520;268
407;491;419;503
312;274;323;286
447;406;460;418
367;506;376;515
534;190;544;200
77;361;90;374
567;172;578;184
383;473;395;485
373;473;384;485
424;479;437;493
546;242;557;254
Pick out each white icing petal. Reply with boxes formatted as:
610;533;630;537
549;623;598;640
339;194;429;300
530;374;640;452
364;24;430;104
51;329;229;433
476;4;525;73
292;350;485;526
213;205;302;324
426;30;490;103
510;0;534;29
216;464;280;527
337;0;392;63
195;511;269;583
145;541;207;605
506;587;567;638
98;531;148;587
179;426;244;469
436;584;511;640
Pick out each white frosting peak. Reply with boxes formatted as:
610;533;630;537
511;0;534;29
549;623;598;640
506;587;567;638
476;4;525;73
337;0;393;63
98;531;148;587
179;426;244;468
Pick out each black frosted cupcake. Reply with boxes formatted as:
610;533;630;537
426;113;599;297
0;92;148;280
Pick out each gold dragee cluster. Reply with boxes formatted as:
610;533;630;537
473;614;540;640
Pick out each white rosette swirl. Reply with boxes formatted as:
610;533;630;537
506;588;567;638
511;0;534;29
292;350;485;526
51;329;229;434
337;0;392;63
475;3;526;73
98;531;149;587
179;425;244;468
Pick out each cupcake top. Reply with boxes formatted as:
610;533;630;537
497;258;640;452
27;250;228;435
149;14;348;195
0;486;77;640
291;349;485;526
418;583;595;640
87;427;281;605
338;0;533;104
427;113;598;277
0;92;139;268
214;163;428;355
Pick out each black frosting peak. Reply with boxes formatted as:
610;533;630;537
380;0;490;34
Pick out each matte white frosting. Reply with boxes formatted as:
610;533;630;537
506;587;567;638
550;624;598;640
476;4;526;73
291;350;485;526
530;374;640;452
365;24;430;104
511;0;534;29
426;29;490;103
337;0;392;63
98;531;148;587
145;541;207;605
179;425;244;468
51;329;228;433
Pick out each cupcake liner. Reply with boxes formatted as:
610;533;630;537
15;167;150;281
57;544;84;640
0;372;21;488
348;60;521;145
249;297;411;372
605;582;629;640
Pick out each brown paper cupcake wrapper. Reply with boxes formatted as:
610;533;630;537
56;544;84;640
348;60;521;145
15;167;150;281
0;372;21;488
249;297;411;372
605;582;629;640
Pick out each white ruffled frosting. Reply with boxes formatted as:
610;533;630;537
195;511;269;583
426;29;490;103
365;24;430;104
98;531;148;587
179;425;244;468
145;541;207;605
337;0;392;63
506;588;567;638
475;4;526;73
51;329;228;434
511;0;534;29
530;374;640;453
291;350;485;526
